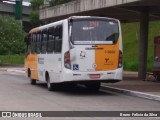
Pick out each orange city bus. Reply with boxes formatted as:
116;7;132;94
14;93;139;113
25;16;123;91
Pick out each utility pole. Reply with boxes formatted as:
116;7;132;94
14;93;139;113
15;0;22;20
15;0;23;27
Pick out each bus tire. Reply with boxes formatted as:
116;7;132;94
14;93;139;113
85;82;100;91
28;70;36;85
30;78;36;85
46;73;59;91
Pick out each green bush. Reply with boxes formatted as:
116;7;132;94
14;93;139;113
0;55;24;64
0;16;26;55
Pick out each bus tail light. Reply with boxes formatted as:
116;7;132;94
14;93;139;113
118;50;123;68
64;51;71;69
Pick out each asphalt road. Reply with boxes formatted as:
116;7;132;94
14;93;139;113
0;71;160;120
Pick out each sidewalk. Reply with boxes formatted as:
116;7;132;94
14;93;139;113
102;71;160;101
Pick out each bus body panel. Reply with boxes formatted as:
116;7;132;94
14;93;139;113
69;40;120;72
25;54;38;80
95;40;120;71
70;45;95;72
37;54;62;82
61;68;122;82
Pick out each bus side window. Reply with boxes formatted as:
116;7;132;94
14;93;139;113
26;34;31;56
41;29;47;54
31;34;34;53
31;33;36;54
47;27;55;53
26;34;31;55
54;25;62;53
36;31;41;54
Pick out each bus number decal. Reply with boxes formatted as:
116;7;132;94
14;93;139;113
105;50;115;54
89;21;99;27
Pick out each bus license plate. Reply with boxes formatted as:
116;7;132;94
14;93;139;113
89;74;100;78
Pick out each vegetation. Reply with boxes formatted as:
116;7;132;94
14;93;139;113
29;0;44;27
0;16;26;55
30;0;44;10
122;20;160;71
0;55;24;64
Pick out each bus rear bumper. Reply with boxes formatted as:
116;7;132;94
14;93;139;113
59;68;123;83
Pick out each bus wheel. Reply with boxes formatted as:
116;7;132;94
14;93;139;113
30;79;36;85
28;70;36;85
46;74;59;91
85;82;101;91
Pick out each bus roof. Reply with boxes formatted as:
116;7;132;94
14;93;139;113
29;16;119;34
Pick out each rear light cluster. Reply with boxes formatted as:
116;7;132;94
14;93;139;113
64;51;71;69
118;50;123;68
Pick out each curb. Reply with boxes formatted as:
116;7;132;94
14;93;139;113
7;70;25;73
101;85;160;102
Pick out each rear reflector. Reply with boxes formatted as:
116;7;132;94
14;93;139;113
118;50;123;68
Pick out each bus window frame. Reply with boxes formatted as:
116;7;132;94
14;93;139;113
47;27;55;54
54;25;63;53
41;29;48;54
31;32;38;54
25;34;31;56
36;31;42;54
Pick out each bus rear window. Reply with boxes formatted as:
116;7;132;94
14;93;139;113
71;18;119;45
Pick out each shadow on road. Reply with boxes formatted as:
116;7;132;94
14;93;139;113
34;82;116;96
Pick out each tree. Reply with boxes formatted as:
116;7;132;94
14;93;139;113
0;16;26;55
30;0;44;10
29;0;44;27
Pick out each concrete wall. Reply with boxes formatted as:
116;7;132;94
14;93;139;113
40;0;140;20
0;2;30;22
0;2;30;15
